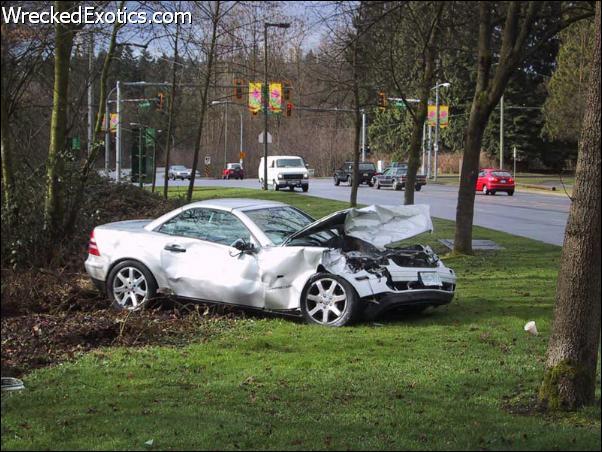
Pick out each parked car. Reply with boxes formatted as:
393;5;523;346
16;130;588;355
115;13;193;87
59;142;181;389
85;200;456;326
168;165;199;180
223;163;245;180
258;156;309;192
477;168;515;196
373;167;427;191
334;161;377;186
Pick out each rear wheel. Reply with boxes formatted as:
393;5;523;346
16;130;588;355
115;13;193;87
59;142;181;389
482;185;490;195
508;190;514;196
107;260;157;311
415;184;422;192
301;274;359;327
334;176;340;186
376;181;381;189
302;185;309;192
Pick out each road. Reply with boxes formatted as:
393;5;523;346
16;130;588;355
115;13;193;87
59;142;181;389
149;172;570;246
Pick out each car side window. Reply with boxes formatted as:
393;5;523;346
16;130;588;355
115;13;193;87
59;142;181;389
383;169;390;175
478;171;486;177
158;208;252;246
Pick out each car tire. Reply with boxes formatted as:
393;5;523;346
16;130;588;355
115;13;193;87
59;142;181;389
368;182;374;187
508;190;514;196
334;176;340;186
482;185;489;195
376;182;381;190
273;180;279;191
289;186;295;191
302;185;309;192
347;176;352;186
106;260;157;312
393;180;401;191
241;176;244;180
415;185;422;192
301;273;359;327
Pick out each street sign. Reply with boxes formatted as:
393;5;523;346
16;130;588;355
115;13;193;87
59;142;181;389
139;101;151;109
239;151;246;159
204;156;211;165
71;136;81;151
258;132;272;143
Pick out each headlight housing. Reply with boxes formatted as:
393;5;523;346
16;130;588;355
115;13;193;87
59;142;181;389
277;173;284;179
303;173;309;179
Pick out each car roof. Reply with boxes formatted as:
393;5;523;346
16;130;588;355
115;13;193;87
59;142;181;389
183;198;288;212
481;168;508;171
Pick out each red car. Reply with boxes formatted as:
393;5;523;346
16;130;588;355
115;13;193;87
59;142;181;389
222;163;244;180
476;168;515;196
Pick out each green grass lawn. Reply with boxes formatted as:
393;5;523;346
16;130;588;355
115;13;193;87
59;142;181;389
2;187;600;451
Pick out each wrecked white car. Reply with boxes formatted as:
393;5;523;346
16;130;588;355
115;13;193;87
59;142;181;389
85;199;456;326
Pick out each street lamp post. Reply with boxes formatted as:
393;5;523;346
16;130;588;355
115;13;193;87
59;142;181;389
432;81;450;181
262;22;290;190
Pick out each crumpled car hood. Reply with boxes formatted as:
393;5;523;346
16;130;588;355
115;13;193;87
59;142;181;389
284;204;433;250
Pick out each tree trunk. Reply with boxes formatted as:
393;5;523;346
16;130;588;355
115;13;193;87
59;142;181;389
454;99;489;253
404;3;442;206
163;24;180;200
43;1;75;241
1;76;16;219
63;5;123;237
187;1;221;202
540;1;601;411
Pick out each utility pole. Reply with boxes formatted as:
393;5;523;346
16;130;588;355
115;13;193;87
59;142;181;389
513;145;517;179
421;121;426;174
239;112;244;167
500;94;504;170
104;96;110;173
434;79;440;182
87;31;94;155
262;22;290;190
427;125;432;179
115;80;122;182
224;100;228;169
361;110;366;162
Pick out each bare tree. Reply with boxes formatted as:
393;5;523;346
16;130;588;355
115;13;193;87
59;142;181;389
453;1;594;254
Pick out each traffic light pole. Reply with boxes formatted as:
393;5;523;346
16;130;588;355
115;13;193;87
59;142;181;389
116;80;122;182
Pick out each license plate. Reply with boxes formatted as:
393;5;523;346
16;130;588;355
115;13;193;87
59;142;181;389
363;173;368;176
420;272;441;286
500;179;507;183
289;180;300;184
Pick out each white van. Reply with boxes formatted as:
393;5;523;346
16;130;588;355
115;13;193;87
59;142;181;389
258;156;309;192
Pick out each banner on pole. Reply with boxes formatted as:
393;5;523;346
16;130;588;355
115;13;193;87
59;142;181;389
101;113;119;132
427;105;449;128
269;82;282;113
248;82;262;113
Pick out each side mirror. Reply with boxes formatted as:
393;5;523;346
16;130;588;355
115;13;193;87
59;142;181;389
232;238;257;254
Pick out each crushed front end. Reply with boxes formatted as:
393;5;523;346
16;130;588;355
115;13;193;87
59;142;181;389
323;243;455;318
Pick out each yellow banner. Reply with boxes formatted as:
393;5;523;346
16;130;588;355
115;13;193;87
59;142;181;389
248;82;262;113
427;105;449;128
269;82;282;113
101;113;119;132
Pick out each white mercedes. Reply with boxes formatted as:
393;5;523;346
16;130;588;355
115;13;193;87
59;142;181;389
85;199;456;326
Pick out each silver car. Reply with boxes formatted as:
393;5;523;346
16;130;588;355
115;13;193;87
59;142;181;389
85;199;456;326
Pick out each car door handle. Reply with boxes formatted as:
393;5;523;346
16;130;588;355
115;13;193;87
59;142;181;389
164;244;186;253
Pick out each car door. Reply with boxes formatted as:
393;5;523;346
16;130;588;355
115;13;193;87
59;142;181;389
158;208;264;307
476;171;486;190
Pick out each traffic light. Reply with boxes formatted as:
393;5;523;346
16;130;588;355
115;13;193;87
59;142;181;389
283;82;291;101
156;92;165;111
286;102;293;117
234;79;243;99
378;91;387;111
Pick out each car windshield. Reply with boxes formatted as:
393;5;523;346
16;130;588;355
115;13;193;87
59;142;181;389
392;168;406;175
245;206;314;245
228;164;241;169
276;158;305;168
492;171;512;177
359;163;375;171
172;165;186;170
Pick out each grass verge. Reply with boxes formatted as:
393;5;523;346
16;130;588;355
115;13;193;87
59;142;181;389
1;187;600;451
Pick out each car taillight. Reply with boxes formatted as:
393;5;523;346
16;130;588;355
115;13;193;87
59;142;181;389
88;230;100;256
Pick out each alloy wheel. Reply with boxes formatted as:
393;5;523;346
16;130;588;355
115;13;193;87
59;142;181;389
112;267;148;310
305;278;348;325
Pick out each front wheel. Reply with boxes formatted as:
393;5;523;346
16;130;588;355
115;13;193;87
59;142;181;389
273;180;280;191
415;184;422;192
334;176;340;186
301;273;359;327
107;260;157;311
302;185;309;192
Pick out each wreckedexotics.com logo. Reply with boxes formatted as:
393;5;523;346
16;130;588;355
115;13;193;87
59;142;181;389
2;5;192;25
